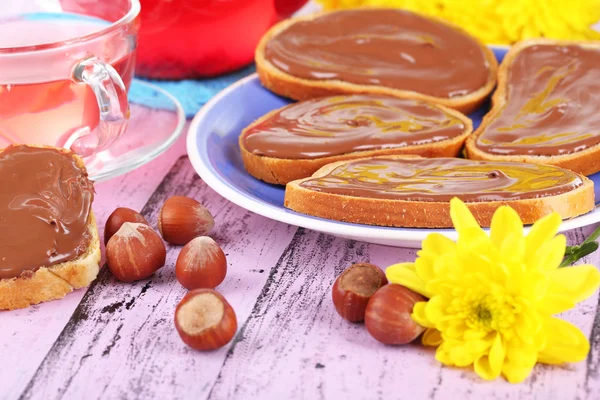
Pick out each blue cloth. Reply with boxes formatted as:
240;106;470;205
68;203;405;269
137;65;256;118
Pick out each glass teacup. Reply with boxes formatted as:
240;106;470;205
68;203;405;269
0;0;140;156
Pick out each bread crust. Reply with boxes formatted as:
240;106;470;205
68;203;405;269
255;10;498;114
465;39;600;175
240;100;473;185
284;156;595;228
0;145;101;311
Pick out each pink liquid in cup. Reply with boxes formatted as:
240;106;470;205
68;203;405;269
0;11;137;152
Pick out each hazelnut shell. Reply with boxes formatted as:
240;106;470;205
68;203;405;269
176;236;227;290
106;222;166;282
158;196;214;245
331;263;388;322
174;289;237;351
365;284;426;345
104;207;149;245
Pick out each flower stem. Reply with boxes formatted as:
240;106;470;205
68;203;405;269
560;225;600;267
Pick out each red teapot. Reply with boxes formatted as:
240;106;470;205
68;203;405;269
136;0;308;79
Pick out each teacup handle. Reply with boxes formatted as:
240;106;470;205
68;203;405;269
69;56;130;156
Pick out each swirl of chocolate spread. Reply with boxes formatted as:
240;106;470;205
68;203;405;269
263;9;492;99
476;44;600;156
0;146;94;279
300;158;582;202
242;95;467;159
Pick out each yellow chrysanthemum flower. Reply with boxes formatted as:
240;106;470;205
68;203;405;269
386;198;600;383
316;0;600;44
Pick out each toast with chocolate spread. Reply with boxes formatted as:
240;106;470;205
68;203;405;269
465;40;600;175
256;9;498;114
240;94;473;185
284;156;594;228
0;145;101;310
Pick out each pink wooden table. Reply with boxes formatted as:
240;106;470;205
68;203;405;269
2;131;600;400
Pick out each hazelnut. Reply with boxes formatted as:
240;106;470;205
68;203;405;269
106;222;166;282
332;263;388;322
174;289;237;351
158;196;214;245
176;237;227;290
365;284;426;345
104;207;149;245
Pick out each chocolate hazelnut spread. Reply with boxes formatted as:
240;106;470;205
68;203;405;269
476;44;600;156
243;95;467;159
0;146;94;280
264;9;491;98
300;158;582;202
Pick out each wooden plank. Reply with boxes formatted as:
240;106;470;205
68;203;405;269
0;137;187;400
4;131;600;399
18;156;298;400
206;226;600;400
585;228;600;398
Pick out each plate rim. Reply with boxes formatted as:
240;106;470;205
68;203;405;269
186;72;600;245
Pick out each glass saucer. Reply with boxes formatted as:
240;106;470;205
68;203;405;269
86;79;185;181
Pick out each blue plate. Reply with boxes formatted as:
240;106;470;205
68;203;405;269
187;47;600;248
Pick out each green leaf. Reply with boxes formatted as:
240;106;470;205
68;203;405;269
559;225;600;267
560;241;599;268
559;253;578;268
582;225;600;245
575;241;599;258
564;245;578;256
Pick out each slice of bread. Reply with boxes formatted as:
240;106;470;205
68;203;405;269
0;146;101;311
284;156;594;228
240;96;473;185
465;40;600;175
256;10;498;114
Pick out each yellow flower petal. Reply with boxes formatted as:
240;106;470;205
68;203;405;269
386;263;432;298
532;234;566;272
538;317;591;364
514;307;543;346
474;333;505;380
422;232;456;256
448;343;480;367
456;235;493;277
446;321;469;339
537;294;576;315
490;205;523;249
464;338;493;356
317;0;600;44
422;328;443;346
415;258;436;284
547;264;600;304
412;302;435;328
435;342;454;365
436;316;463;334
426;278;455;297
464;329;488;340
499;232;525;267
381;185;596;383
450;198;485;241
536;263;599;315
502;347;538;384
442;338;491;367
417;234;457;282
518;270;549;303
424;295;446;326
524;212;561;262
